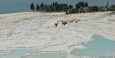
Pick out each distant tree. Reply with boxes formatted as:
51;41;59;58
75;1;85;13
55;2;58;6
40;3;45;11
110;5;115;11
44;4;49;11
85;2;88;7
45;4;50;11
76;1;85;7
49;4;53;11
81;2;85;7
30;3;35;11
76;4;80;9
89;6;98;12
105;1;109;8
51;2;56;11
54;2;59;11
36;4;40;11
69;5;73;9
32;1;96;13
78;1;82;6
110;5;115;8
78;1;85;7
53;2;55;6
40;3;44;7
61;4;68;11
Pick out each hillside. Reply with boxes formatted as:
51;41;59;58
0;12;115;58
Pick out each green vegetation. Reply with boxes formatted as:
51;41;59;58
30;3;35;11
30;1;115;14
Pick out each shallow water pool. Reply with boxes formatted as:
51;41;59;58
0;48;38;58
24;52;66;58
71;35;115;56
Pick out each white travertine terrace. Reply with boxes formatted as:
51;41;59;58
0;12;115;58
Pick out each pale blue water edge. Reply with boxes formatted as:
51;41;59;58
1;34;115;58
0;48;38;58
71;35;115;57
24;52;65;58
0;48;65;58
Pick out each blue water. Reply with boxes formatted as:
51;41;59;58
1;35;115;58
0;48;65;58
0;48;38;58
25;52;65;58
71;35;115;56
